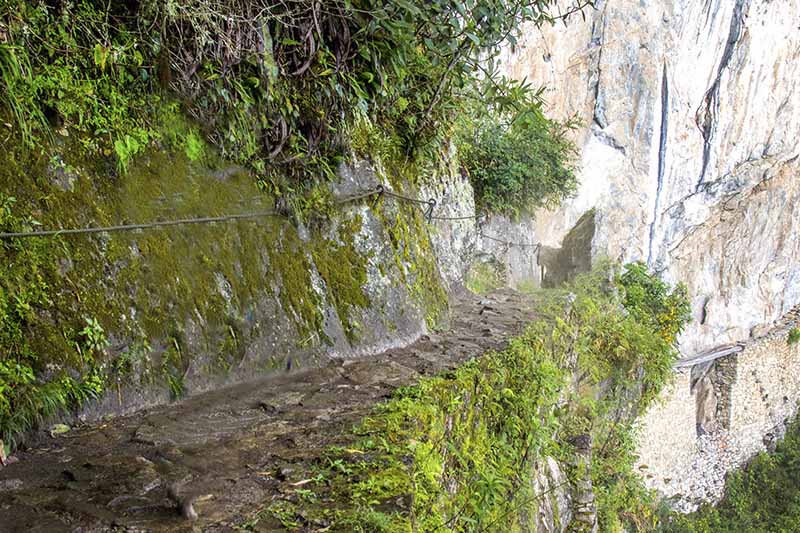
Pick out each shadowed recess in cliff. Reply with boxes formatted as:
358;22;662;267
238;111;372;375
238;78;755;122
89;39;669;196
648;62;670;267
539;209;596;288
696;0;750;187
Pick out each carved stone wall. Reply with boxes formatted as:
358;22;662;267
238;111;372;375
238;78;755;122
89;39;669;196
636;319;800;511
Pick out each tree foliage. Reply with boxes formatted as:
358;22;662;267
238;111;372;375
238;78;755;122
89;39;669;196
0;0;592;192
618;261;692;346
456;95;579;217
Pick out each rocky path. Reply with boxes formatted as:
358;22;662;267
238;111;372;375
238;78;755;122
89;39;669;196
0;289;539;532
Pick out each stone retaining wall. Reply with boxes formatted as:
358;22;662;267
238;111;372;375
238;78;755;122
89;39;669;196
636;320;800;511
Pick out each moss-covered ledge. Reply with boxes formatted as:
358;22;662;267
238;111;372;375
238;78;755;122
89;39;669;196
0;129;449;448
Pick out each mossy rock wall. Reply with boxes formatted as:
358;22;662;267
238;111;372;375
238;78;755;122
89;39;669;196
0;138;449;440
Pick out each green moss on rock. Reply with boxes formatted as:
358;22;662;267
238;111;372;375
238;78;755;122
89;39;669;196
0;123;291;443
374;201;448;329
312;214;371;342
267;224;324;344
0;109;456;447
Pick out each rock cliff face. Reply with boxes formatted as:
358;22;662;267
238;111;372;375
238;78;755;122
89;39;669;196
499;0;800;355
492;0;800;512
0;140;455;426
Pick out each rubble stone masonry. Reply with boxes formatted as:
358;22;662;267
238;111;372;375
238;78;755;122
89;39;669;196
635;311;800;511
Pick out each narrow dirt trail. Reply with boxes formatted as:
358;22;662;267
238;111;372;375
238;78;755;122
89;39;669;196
0;289;540;532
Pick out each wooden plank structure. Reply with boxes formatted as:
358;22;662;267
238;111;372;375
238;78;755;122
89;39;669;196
674;342;745;369
674;305;800;369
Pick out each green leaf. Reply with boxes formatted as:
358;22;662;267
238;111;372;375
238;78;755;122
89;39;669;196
49;423;71;437
465;32;481;46
93;43;108;71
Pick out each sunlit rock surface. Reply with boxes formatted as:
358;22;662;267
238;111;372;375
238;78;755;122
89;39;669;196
493;0;800;510
500;0;800;354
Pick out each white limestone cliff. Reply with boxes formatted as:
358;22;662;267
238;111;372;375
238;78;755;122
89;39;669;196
499;0;800;355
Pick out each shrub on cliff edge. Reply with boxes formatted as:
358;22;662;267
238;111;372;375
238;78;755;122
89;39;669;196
456;97;579;218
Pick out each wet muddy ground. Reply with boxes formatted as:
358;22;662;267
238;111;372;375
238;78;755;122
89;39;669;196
0;289;539;532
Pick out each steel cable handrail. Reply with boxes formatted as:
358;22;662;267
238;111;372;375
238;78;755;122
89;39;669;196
0;184;539;249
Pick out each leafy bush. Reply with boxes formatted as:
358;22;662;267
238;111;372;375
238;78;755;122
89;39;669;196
788;327;800;345
1;0;592;193
456;97;579;217
618;262;692;345
1;1;159;163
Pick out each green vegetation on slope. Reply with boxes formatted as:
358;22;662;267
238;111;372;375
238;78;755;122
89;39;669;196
661;417;800;533
0;107;462;448
0;0;587;449
240;263;690;532
1;0;583;214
